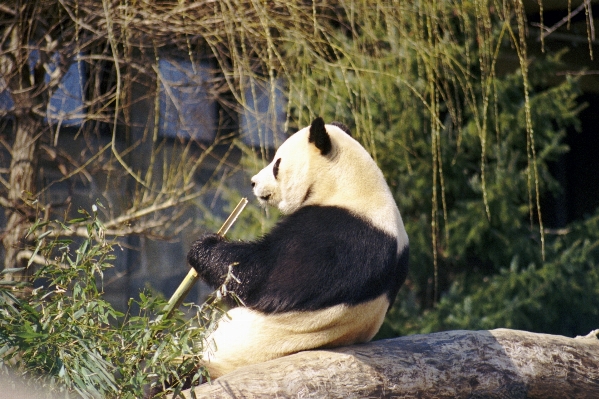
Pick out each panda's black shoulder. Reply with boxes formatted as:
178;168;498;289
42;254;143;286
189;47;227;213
271;205;368;236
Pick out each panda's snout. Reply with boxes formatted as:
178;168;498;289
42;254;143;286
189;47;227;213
251;172;275;204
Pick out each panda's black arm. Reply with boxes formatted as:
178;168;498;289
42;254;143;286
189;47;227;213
187;233;270;303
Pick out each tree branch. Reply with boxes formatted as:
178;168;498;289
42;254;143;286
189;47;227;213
174;329;599;399
535;1;588;41
39;188;203;239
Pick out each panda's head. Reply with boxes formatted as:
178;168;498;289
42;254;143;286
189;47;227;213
251;117;404;241
251;117;337;214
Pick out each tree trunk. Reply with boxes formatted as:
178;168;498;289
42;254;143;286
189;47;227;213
3;116;39;279
1;11;42;281
174;329;599;399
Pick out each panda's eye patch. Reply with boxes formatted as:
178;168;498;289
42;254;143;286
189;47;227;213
273;158;281;179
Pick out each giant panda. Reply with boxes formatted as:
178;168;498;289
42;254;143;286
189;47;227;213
187;117;409;378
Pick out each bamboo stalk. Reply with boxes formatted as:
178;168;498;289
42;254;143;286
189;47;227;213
160;197;248;320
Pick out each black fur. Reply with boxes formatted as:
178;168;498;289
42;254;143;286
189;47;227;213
273;158;281;179
187;206;409;314
308;117;332;156
331;121;351;136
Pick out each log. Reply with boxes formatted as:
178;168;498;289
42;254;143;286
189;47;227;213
173;328;599;399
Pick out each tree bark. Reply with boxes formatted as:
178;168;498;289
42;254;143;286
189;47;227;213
174;329;599;399
3;117;39;279
1;3;43;280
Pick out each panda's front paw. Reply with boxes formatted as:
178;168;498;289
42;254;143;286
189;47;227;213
197;233;225;247
187;233;225;271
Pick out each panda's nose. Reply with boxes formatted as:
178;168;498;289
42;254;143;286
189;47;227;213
261;194;271;201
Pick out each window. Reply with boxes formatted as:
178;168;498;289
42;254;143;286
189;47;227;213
0;81;13;114
240;78;287;148
158;58;217;141
45;53;86;126
0;51;86;126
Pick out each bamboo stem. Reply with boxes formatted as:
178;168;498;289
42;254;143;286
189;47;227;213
160;197;248;320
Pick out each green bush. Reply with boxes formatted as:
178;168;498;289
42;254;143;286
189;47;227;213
0;206;220;398
383;213;599;337
370;55;596;337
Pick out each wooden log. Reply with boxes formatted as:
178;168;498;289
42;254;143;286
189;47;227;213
173;328;599;399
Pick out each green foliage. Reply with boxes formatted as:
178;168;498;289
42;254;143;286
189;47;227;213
0;206;219;398
373;51;595;338
383;213;599;337
372;54;594;338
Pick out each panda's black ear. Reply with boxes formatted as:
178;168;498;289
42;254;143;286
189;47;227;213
309;117;332;156
331;121;351;136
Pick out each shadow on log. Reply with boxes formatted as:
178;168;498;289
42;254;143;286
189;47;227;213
171;329;599;398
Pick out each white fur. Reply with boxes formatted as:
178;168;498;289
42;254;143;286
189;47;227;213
202;295;389;378
251;124;408;252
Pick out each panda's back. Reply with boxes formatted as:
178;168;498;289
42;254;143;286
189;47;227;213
244;205;409;314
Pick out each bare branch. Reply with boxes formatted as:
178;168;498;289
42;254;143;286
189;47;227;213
16;250;67;269
0;196;11;209
0;4;16;17
536;1;588;41
44;188;206;238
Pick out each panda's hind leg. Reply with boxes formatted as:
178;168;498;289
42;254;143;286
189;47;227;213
199;307;281;378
